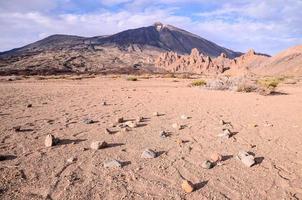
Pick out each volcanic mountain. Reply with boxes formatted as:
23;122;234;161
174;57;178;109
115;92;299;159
0;22;241;75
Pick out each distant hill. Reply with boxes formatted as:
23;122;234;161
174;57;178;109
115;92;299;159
254;45;302;76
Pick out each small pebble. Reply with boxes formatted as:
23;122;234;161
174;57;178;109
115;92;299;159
219;119;226;125
101;101;107;106
44;134;58;147
210;153;222;162
13;126;21;132
105;128;114;134
67;157;76;163
237;151;255;167
181;180;194;193
125;121;138;128
218;129;231;139
201;160;213;169
141;149;157;159
172;123;183;130
116;117;124;123
180;115;189;120
153;112;159;116
121;127;131;132
27;104;32;108
83;118;95;124
160;131;168;138
90;141;108;150
176;139;184;146
136;116;143;123
104;159;122;168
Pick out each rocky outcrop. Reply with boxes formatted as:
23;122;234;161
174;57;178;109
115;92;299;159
155;48;225;74
156;48;271;75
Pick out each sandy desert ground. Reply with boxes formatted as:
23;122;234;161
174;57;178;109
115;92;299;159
0;76;302;200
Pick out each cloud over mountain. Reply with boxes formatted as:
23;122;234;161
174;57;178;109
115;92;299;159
0;0;301;54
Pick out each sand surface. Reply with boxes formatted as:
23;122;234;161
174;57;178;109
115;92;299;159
1;76;302;199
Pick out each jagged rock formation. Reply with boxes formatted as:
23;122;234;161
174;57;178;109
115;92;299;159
155;49;225;74
156;48;272;75
223;49;271;76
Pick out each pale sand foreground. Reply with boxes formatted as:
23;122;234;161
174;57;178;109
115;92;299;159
0;76;302;200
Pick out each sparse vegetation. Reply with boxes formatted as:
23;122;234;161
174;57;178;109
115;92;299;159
205;76;283;95
126;76;138;81
162;73;176;78
256;77;283;95
178;74;193;79
190;79;207;87
257;77;283;89
139;75;151;79
236;83;257;93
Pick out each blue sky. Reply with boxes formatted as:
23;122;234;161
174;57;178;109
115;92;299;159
0;0;302;55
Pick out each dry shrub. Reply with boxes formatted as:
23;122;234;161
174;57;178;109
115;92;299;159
256;77;283;95
67;75;96;80
139;74;151;79
126;76;138;81
236;83;257;93
162;73;176;78
176;74;193;79
257;77;283;89
190;79;207;87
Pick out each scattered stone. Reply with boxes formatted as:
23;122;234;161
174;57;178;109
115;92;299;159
105;128;114;134
101;101;107;106
121;127;131;132
160;131;168;138
219;119;226;125
125;121;138;128
237;151;255;167
83;118;95;124
67;157;77;163
172;123;183;130
27;104;32;108
284;79;297;84
90;141;108;150
264;121;273;127
153;112;159;116
111;122;118;127
201;160;213;169
210;153;222;163
180;115;189;120
141;149;157;159
176;139;184;146
13;126;21;132
181;180;194;193
45;134;59;147
218;129;231;139
136;116;144;123
116;117;124;123
104;159;122;168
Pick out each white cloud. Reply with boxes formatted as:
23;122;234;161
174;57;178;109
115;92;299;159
0;0;301;55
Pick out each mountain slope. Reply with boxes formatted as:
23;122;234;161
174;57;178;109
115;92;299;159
0;22;242;75
0;22;241;59
253;45;302;76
